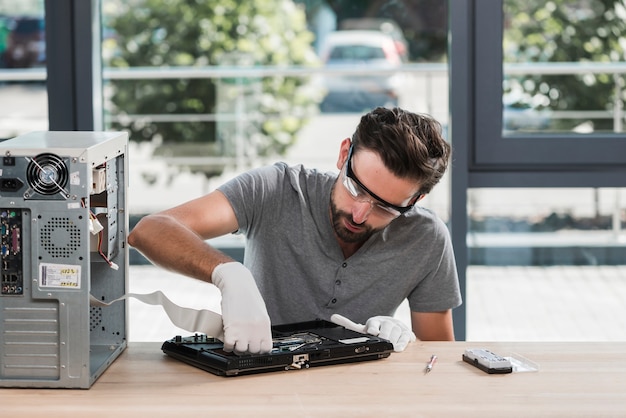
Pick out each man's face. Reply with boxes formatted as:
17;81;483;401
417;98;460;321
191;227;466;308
330;141;422;244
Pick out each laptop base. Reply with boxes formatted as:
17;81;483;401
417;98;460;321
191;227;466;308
161;319;394;377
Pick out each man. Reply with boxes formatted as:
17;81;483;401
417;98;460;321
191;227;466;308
128;107;462;355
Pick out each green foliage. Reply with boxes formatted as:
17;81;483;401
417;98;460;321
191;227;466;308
503;0;626;131
105;0;321;159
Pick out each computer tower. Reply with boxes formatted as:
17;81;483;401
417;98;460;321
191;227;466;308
0;131;128;388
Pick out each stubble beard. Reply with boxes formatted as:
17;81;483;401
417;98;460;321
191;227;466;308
329;190;378;244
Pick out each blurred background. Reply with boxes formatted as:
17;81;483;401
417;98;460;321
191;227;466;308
1;0;625;341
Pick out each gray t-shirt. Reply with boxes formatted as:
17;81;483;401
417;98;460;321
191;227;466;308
218;162;462;325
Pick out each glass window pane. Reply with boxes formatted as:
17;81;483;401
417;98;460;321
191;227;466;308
100;0;449;341
0;1;47;138
469;187;626;264
467;264;626;341
467;187;626;341
503;0;626;136
100;0;449;216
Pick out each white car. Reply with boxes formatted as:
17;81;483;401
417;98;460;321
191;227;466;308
318;30;403;113
339;18;409;62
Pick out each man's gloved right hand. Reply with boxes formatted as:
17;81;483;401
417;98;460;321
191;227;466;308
330;313;416;352
211;262;273;354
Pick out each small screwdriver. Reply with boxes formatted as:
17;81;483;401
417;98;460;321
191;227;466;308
425;354;437;374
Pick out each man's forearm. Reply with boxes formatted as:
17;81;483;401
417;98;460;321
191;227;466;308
128;214;233;284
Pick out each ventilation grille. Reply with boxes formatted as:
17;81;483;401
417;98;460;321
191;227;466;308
237;356;276;368
90;306;102;331
40;217;81;258
26;153;69;198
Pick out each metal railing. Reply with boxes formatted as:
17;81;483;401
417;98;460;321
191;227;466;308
1;62;624;238
100;63;449;173
3;61;625;174
504;62;626;132
3;61;625;128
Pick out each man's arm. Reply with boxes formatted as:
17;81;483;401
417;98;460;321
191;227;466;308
128;190;273;353
127;190;238;283
411;310;455;341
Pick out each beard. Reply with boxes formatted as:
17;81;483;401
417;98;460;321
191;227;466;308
329;194;379;244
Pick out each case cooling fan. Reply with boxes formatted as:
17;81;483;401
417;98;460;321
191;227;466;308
26;153;70;198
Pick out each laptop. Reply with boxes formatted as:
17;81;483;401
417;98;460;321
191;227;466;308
161;319;394;376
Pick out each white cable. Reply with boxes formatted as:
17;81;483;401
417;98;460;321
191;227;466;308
90;291;224;340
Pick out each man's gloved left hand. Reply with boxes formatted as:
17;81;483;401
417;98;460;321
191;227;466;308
330;314;417;352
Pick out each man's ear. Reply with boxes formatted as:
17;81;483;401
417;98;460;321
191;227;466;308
411;193;426;205
336;138;352;170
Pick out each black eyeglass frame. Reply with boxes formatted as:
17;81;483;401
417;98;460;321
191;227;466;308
344;145;420;216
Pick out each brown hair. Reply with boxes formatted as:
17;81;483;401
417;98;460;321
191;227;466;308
351;107;450;195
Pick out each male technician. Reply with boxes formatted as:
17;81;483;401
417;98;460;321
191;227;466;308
128;107;462;354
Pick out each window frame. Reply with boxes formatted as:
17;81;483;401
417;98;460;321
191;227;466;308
472;0;626;184
45;0;102;131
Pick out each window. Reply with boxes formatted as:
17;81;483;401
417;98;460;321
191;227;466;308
0;1;47;139
100;0;450;217
473;0;626;172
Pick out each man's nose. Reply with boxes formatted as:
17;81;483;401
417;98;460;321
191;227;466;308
352;199;373;224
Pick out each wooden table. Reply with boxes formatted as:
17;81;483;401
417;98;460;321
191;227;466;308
2;341;626;417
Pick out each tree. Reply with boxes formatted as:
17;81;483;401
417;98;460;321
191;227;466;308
503;0;626;131
104;0;321;176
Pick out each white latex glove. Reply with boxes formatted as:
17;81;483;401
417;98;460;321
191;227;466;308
330;313;417;352
212;262;273;354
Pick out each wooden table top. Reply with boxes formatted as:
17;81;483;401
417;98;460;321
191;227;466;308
2;341;626;417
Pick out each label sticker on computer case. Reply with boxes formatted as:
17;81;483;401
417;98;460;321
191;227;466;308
39;263;81;289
